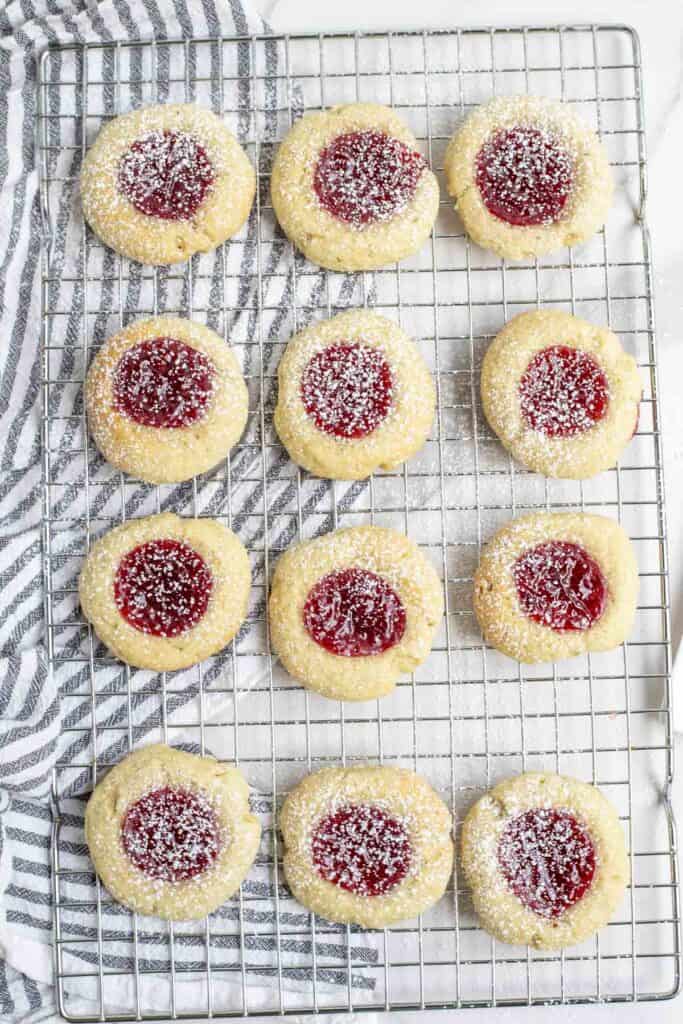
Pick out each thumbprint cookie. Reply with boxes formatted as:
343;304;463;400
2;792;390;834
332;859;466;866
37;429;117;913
85;744;261;921
79;513;250;671
81;103;255;265
445;95;613;260
473;512;638;663
86;316;248;483
461;772;628;949
271;103;439;271
269;525;443;701
481;310;641;479
280;765;453;928
274;309;435;479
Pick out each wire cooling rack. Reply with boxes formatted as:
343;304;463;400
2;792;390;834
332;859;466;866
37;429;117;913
38;24;680;1020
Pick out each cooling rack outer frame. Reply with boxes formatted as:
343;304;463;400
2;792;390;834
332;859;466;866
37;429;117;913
38;23;681;1021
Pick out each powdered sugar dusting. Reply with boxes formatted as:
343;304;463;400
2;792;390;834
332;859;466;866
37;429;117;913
121;786;223;883
300;343;394;440
311;803;412;897
313;129;426;228
513;540;607;632
519;345;610;438
114;538;213;637
118;129;214;221
113;337;215;429
476;125;574;227
302;566;407;657
497;807;596;918
280;764;454;927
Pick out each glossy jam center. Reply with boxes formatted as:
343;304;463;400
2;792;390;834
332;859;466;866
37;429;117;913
519;345;609;438
300;344;394;439
313;129;426;226
303;567;406;657
114;539;213;637
311;803;411;896
476;126;574;226
498;808;596;918
121;786;221;882
113;337;215;429
514;540;607;632
118;129;214;220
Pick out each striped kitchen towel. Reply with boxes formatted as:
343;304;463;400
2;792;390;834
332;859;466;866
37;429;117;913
0;2;377;1021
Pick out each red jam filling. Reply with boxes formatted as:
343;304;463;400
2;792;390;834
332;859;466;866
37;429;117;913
311;803;411;896
118;129;214;221
313;129;426;226
113;337;215;429
114;539;213;637
121;786;221;882
519;345;609;438
475;126;574;226
514;540;607;633
300;344;394;439
497;808;596;918
303;567;406;657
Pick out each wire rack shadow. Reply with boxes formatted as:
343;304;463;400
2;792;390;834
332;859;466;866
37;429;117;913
38;23;680;1021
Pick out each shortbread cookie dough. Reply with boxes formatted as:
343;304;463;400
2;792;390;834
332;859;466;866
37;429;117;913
79;513;250;671
271;103;439;271
81;103;255;264
482;310;641;479
269;525;443;701
274;310;435;479
445;96;613;259
473;512;638;663
280;765;453;927
85;744;261;920
86;316;248;484
461;772;628;949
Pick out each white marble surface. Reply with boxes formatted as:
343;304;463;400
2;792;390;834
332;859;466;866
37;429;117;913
246;1;683;1021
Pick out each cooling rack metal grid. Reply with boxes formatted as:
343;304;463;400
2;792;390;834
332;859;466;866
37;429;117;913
39;24;680;1020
